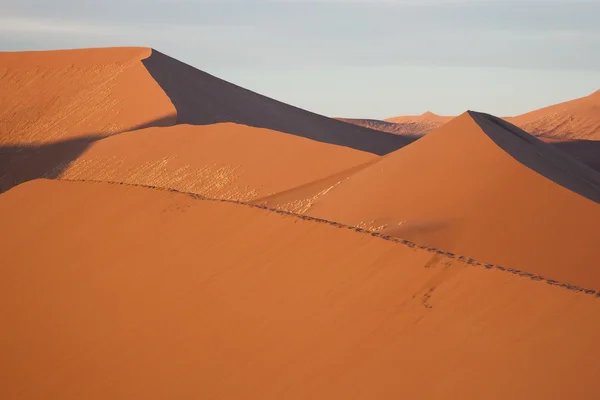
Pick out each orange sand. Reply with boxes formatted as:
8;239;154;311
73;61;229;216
0;47;175;145
507;89;600;140
262;112;600;289
1;179;600;399
1;47;401;193
59;123;376;200
2;47;600;399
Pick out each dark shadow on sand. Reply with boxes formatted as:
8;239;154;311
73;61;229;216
141;50;410;155
549;140;600;173
0;116;175;194
469;111;600;204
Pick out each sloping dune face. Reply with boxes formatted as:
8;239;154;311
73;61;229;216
59;123;376;201
0;47;176;193
1;47;394;194
339;112;454;137
141;50;410;155
385;112;454;135
336;118;430;138
507;90;600;140
2;179;600;400
262;112;600;289
0;47;176;145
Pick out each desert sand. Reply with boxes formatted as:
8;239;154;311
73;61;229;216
0;48;404;193
338;112;454;137
2;179;600;399
59;123;376;201
340;91;600;170
2;47;600;399
506;89;600;140
261;112;600;289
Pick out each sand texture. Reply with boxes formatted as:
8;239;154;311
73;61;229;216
2;179;600;399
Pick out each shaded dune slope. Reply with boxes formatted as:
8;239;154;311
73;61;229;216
2;179;600;399
341;93;600;171
141;50;410;154
261;112;600;289
59;123;376;201
1;47;394;192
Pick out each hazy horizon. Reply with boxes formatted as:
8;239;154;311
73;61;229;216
1;0;599;119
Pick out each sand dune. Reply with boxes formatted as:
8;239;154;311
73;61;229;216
337;112;453;137
59;123;376;201
0;47;175;145
507;89;600;140
336;118;427;138
2;47;600;398
1;47;402;193
141;50;410;154
340;92;600;170
2;179;600;399
386;111;454;127
261;112;600;289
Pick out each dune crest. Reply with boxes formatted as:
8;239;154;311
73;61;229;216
262;111;600;288
507;89;600;140
1;47;406;193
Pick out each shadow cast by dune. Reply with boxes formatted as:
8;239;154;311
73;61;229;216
141;50;409;155
549;140;600;173
469;111;600;204
0;116;175;194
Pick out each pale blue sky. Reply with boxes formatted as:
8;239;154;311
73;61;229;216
1;0;599;119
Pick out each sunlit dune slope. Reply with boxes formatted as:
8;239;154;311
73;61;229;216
336;118;426;138
507;89;600;140
260;111;600;289
1;179;600;399
1;47;402;193
385;111;454;134
0;47;175;145
59;123;376;201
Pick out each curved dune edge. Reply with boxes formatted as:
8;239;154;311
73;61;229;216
2;178;600;400
57;123;377;202
260;111;600;289
46;177;600;296
0;47;176;146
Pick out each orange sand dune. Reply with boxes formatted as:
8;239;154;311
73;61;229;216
1;47;405;193
341;92;600;170
336;118;426;138
261;112;600;289
507;89;600;140
385;111;454;134
0;47;175;145
386;111;454;124
338;112;453;137
140;50;410;154
59;123;376;201
2;179;600;399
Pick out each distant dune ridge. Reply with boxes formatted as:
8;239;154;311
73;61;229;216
506;89;600;140
2;47;600;399
339;91;600;170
